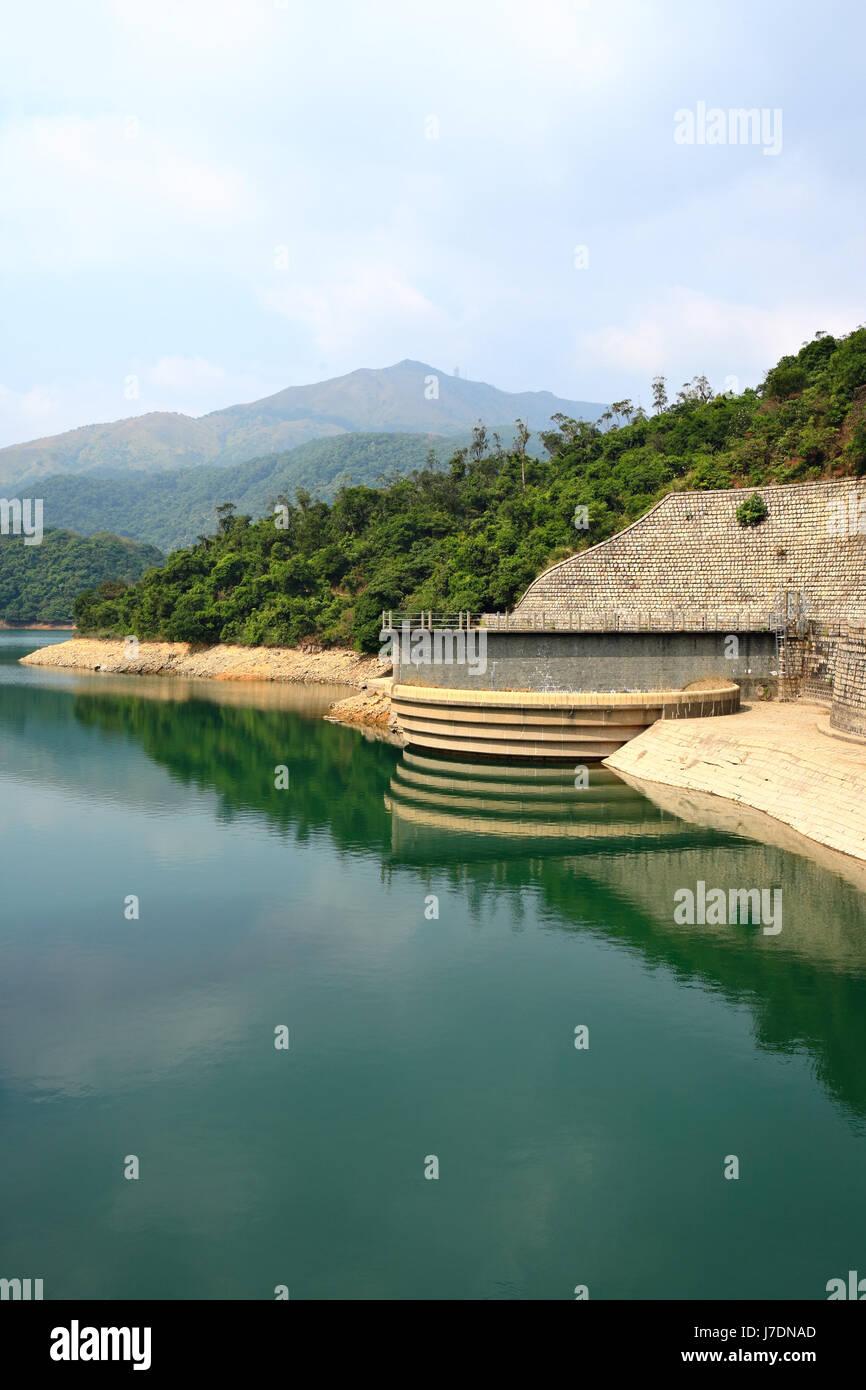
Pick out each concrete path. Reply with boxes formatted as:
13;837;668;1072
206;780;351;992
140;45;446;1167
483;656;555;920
605;701;866;864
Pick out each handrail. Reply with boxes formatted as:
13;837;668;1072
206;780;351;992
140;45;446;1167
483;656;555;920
383;607;866;633
381;609;806;634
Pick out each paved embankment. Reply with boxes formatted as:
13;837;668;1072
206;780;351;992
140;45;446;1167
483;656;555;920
19;638;390;687
605;702;866;863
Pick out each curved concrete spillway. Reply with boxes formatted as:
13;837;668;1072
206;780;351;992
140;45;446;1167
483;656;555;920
391;681;740;761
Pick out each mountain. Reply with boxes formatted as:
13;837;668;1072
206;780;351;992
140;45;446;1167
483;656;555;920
214;359;605;438
0;530;163;624
14;431;481;554
0;360;607;491
71;326;866;652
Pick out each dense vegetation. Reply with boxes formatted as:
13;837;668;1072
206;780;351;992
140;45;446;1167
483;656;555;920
10;431;479;554
74;328;866;652
0;530;162;623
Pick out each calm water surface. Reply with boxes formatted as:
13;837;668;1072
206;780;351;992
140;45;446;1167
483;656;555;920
1;630;865;1300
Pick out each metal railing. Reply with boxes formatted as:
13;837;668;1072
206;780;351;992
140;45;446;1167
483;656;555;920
382;608;791;634
383;611;478;630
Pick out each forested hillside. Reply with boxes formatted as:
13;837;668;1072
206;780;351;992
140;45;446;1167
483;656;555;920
10;431;479;553
73;328;866;652
0;531;162;624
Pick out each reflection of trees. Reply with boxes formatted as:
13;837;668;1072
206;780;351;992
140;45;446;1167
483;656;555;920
8;675;866;1124
387;751;866;1125
71;689;398;854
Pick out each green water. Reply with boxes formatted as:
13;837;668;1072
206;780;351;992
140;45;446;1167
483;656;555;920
1;630;865;1301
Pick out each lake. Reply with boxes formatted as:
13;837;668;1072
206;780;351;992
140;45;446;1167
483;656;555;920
1;629;865;1300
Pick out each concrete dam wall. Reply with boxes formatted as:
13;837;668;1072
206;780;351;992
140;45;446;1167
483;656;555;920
387;479;866;759
392;629;777;695
831;631;866;738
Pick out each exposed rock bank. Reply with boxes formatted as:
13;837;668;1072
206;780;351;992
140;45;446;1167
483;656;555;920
0;621;75;629
20;638;391;689
326;679;400;737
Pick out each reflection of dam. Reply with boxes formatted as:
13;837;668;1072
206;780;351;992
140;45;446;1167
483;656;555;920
385;748;866;1120
385;749;709;858
386;751;866;966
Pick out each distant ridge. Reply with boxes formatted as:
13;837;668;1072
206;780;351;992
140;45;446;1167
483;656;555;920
14;431;480;553
0;360;607;491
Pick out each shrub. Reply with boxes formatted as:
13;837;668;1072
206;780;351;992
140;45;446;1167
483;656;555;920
736;493;769;527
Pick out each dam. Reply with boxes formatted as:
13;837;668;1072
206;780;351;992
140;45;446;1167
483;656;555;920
384;479;866;760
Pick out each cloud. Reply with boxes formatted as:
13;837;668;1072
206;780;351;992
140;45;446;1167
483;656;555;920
110;0;271;48
0;0;864;432
260;264;449;358
0;115;259;269
147;356;229;392
573;288;859;393
0;359;286;448
0;382;65;443
140;356;283;415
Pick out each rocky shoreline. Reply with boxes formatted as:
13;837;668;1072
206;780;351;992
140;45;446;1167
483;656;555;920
20;636;389;684
325;679;401;736
1;621;75;629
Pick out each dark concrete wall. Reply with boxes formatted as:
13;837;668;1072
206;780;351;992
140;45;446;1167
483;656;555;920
390;628;778;693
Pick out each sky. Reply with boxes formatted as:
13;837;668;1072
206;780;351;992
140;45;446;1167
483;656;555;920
0;0;864;446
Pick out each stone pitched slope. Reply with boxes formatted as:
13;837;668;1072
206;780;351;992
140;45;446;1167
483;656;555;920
516;480;866;628
606;702;866;862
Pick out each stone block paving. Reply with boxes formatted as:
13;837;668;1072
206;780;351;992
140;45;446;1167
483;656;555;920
606;701;866;863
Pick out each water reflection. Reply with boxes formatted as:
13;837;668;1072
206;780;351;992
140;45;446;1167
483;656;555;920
3;639;866;1299
4;641;866;1128
385;748;866;1122
386;750;705;856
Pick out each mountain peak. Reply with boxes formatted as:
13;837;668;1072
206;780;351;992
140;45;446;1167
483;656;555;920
0;362;608;491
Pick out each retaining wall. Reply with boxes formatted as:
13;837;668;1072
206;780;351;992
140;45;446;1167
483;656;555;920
392;629;777;694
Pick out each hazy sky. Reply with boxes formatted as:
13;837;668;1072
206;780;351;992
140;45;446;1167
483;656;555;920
1;0;864;446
